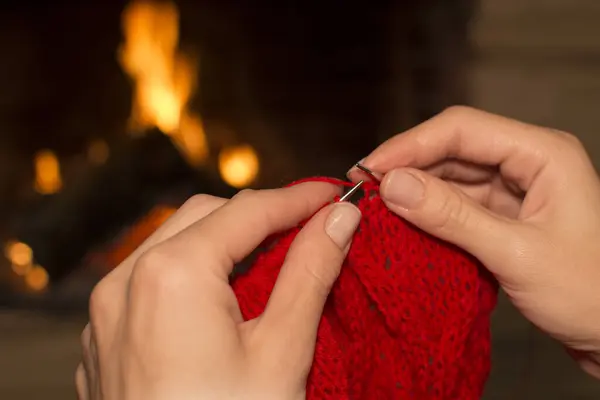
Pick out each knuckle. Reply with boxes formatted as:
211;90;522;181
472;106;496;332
130;246;189;298
231;188;277;222
292;237;343;296
440;105;476;119
548;130;590;163
180;194;219;212
75;363;87;396
88;279;114;325
429;188;471;234
303;256;341;296
557;131;585;151
232;188;258;203
80;324;91;350
177;194;225;221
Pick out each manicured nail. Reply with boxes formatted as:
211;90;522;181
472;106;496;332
346;158;365;178
325;203;361;249
381;170;424;209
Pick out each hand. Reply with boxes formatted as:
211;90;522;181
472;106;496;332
351;106;600;378
76;182;361;400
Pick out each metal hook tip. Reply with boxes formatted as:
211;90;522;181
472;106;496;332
353;163;381;182
339;180;364;202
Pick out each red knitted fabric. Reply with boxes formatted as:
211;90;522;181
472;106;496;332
231;177;498;399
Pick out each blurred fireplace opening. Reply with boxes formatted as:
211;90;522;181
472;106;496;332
0;0;477;188
192;0;477;181
0;0;477;295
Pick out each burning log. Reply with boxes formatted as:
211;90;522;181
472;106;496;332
4;0;263;285
9;129;236;282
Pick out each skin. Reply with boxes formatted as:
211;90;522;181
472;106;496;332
77;182;361;400
78;106;600;399
350;106;600;379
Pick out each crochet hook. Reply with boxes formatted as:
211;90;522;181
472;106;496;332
339;163;380;202
339;180;364;202
353;163;382;182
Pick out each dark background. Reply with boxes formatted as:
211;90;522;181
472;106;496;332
0;0;599;399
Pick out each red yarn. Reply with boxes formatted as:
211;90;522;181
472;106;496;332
231;177;498;399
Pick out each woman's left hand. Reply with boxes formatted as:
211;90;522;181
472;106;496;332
76;182;361;400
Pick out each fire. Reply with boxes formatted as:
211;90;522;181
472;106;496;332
118;0;207;166
34;150;62;194
218;145;259;188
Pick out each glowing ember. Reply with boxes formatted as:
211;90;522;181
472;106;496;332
118;0;207;166
218;145;259;188
34;150;62;194
24;265;49;291
4;241;32;268
4;240;35;277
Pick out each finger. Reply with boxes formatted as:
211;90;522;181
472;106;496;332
256;202;360;367
124;182;342;367
75;363;89;400
268;202;360;324
347;159;494;185
352;158;522;216
101;195;227;287
80;324;92;375
380;167;524;270
356;106;551;192
425;160;497;183
94;196;227;333
152;181;341;280
445;181;488;203
424;160;525;200
79;324;96;393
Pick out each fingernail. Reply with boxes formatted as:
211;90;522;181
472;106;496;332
382;170;424;209
325;203;361;249
346;158;365;178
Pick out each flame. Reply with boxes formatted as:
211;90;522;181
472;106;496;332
218;145;259;188
34;150;62;194
118;0;207;166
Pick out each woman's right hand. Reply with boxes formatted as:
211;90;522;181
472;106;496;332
351;106;600;378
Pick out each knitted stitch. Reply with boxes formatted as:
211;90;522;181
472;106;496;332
231;177;498;399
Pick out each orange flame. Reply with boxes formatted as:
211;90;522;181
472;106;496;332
34;150;62;194
118;0;207;166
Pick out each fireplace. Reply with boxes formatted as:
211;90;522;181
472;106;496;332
0;0;476;308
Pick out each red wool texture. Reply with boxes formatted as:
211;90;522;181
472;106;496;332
231;177;498;399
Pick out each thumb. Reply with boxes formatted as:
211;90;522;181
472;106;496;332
257;202;361;370
380;168;514;265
